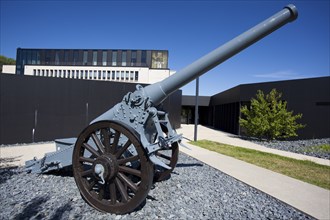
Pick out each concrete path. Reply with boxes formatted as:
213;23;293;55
0;142;56;167
177;125;330;220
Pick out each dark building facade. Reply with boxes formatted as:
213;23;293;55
182;77;330;139
0;74;181;145
15;48;169;75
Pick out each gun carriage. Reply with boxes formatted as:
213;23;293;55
25;5;298;214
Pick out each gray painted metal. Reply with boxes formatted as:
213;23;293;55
25;5;298;173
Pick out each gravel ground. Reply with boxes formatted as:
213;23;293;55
0;152;313;220
250;138;330;160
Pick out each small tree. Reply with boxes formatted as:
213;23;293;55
239;89;305;140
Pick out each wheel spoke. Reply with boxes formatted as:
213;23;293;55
110;130;120;154
83;143;100;157
117;155;139;165
79;156;95;164
80;169;94;177
101;129;111;149
115;177;128;202
91;133;105;154
109;182;116;205
98;183;105;200
118;166;141;177
156;151;171;161
87;180;97;191
118;172;138;193
115;140;132;158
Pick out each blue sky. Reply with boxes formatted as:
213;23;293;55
1;0;329;96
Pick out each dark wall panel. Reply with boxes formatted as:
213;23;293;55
0;74;181;144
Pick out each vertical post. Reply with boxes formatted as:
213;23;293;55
194;77;199;141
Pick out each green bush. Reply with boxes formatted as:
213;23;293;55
239;89;305;140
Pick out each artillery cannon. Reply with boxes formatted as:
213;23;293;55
25;5;298;214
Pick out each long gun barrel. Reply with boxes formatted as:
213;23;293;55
144;4;298;106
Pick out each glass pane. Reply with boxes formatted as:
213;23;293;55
112;51;117;66
93;51;97;65
102;51;107;66
122;51;127;66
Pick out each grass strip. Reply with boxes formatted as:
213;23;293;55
189;140;330;190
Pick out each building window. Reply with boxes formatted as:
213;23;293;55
83;51;88;65
31;51;37;64
135;71;139;81
64;51;69;65
151;51;168;69
102;51;107;66
121;71;124;80
116;71;120;80
55;70;58;77
36;51;40;64
50;70;53;77
130;71;134;80
45;51;51;65
125;71;129;80
55;52;60;65
122;51;127;66
131;51;137;66
37;69;40;76
73;51;79;65
112;51;117;66
112;71;115;80
33;69;36;76
93;51;97;65
141;51;147;66
107;71;111;80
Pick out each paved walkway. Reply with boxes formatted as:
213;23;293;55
0;143;56;167
177;125;330;220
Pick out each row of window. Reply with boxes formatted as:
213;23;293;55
32;69;139;81
16;49;169;75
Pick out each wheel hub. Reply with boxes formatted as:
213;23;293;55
93;154;118;182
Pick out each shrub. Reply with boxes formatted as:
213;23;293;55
239;89;305;140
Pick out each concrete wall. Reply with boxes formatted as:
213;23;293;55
0;74;181;145
2;65;16;74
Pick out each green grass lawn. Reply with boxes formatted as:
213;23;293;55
189;140;330;190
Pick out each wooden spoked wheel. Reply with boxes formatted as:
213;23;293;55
72;120;153;214
153;142;179;182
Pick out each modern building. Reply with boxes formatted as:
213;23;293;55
182;77;330;139
11;48;174;84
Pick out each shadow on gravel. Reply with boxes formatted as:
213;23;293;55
46;166;73;177
49;201;73;220
0;164;20;185
14;196;49;219
176;163;203;168
0;156;21;165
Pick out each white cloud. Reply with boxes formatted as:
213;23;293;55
253;70;301;79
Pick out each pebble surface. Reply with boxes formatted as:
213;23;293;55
0;152;314;220
250;138;330;160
